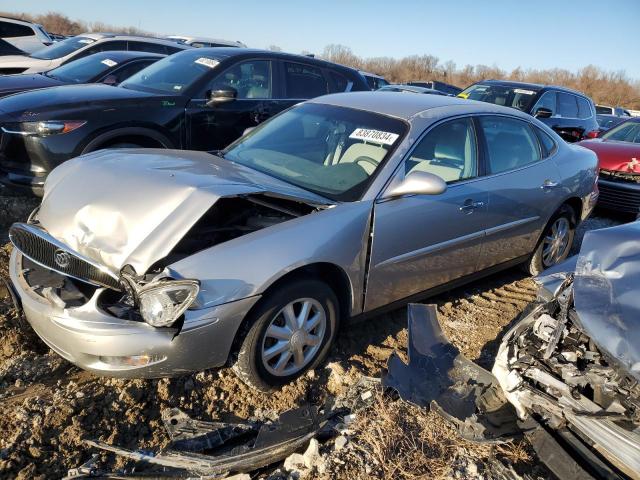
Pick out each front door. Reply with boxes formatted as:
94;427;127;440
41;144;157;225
365;117;489;311
186;59;292;151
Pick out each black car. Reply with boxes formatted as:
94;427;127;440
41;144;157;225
0;48;369;195
0;51;164;98
406;80;462;96
459;80;599;142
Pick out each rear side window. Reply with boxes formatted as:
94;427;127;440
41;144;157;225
577;96;593;119
479;116;541;174
73;40;127;61
328;71;351;93
535;127;558;157
0;21;34;38
557;93;579;118
128;41;167;54
533;91;556;116
284;62;329;98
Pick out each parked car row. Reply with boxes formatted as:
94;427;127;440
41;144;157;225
0;31;622;391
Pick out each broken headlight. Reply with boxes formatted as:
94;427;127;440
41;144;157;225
138;279;199;327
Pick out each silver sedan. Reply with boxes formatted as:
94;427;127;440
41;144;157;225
8;92;598;390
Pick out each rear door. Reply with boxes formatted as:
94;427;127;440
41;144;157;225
473;115;563;270
365;117;489;311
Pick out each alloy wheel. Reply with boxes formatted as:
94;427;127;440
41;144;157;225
542;217;571;267
261;298;327;377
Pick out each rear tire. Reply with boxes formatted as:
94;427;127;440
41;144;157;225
232;278;339;392
523;205;576;276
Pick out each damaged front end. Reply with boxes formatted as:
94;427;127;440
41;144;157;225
385;222;640;480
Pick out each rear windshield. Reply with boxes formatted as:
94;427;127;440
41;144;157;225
459;84;539;112
31;36;95;60
120;50;221;94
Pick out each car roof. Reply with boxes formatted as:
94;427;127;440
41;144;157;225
82;50;165;61
0;16;42;27
309;91;532;121
359;70;385;79
183;47;361;72
477;79;588;97
77;32;190;47
166;35;244;46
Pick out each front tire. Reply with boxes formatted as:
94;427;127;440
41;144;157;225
232;278;339;391
524;205;576;276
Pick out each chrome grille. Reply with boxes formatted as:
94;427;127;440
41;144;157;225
9;223;120;290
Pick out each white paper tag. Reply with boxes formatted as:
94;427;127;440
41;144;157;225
195;57;220;69
514;88;535;95
349;128;399;146
101;59;117;67
78;39;94;44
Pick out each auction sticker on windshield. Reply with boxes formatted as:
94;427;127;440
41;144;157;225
514;89;536;95
349;128;399;146
195;57;220;69
101;59;118;67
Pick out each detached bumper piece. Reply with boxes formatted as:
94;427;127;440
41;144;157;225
67;378;379;478
382;303;521;443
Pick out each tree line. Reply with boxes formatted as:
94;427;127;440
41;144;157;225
3;11;639;109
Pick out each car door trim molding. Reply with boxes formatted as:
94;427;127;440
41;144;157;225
484;216;540;237
374;229;485;269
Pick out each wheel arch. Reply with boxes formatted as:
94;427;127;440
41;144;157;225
81;126;175;154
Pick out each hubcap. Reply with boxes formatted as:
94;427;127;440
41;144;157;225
261;298;326;377
542;217;571;267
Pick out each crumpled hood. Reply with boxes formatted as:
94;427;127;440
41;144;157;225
578;139;640;173
37;149;330;274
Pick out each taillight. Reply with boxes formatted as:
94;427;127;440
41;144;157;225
586;130;599;139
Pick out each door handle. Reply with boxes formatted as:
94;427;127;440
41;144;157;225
540;180;559;189
459;199;485;213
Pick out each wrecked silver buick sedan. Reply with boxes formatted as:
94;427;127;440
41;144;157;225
8;92;598;390
385;221;640;479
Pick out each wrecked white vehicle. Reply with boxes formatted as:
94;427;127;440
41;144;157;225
8;92;597;390
385;221;640;480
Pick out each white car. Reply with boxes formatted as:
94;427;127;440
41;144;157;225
166;35;246;48
0;16;53;55
0;32;190;75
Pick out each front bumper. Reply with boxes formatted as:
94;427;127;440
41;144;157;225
9;250;260;378
597;177;640;214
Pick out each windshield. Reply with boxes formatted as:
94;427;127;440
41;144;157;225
31;36;95;60
601;121;640;143
459;84;539;112
46;53;118;83
120;50;220;94
222;103;407;201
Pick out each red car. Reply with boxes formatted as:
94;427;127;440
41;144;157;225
578;118;640;215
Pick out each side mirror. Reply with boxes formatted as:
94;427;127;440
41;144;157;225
534;107;553;119
385;170;447;199
206;88;237;106
102;74;118;86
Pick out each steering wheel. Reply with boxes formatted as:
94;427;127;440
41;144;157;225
355;156;379;172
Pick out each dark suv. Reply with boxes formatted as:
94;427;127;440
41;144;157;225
459;80;599;142
0;48;368;195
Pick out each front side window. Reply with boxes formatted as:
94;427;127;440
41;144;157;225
601;121;640;143
329;71;350;93
557;93;578;118
121;50;223;94
459;84;539;112
109;60;156;84
71;40;127;61
479;116;541;174
405;118;478;183
208;60;272;99
595;105;613;115
284;62;328;98
222;103;407;201
533;91;557;115
31;35;95;60
127;41;167;54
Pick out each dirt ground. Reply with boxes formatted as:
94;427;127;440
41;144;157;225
0;190;625;479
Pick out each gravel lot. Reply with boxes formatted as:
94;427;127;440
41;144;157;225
0;191;626;479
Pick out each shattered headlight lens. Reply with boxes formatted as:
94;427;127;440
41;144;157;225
138;279;199;328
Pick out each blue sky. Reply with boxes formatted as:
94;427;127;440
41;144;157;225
5;0;640;79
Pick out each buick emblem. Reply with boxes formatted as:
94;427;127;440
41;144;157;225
54;249;71;268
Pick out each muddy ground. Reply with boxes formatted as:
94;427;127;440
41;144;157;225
0;190;625;479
